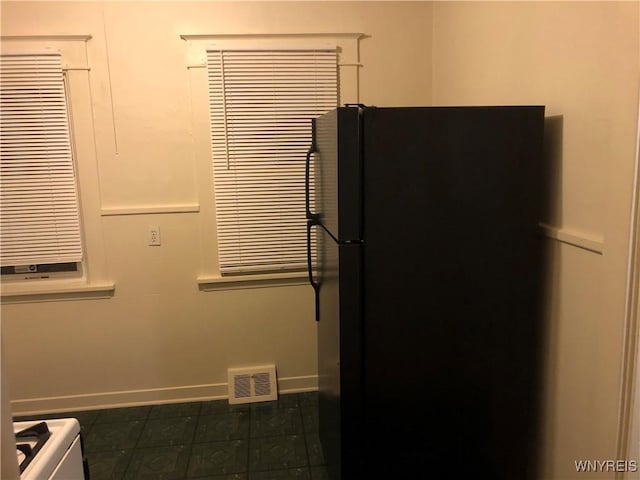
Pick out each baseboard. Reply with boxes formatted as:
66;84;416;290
11;375;318;416
276;375;318;394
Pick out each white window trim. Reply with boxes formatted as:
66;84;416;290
182;32;363;288
0;281;115;302
197;271;308;291
0;35;114;301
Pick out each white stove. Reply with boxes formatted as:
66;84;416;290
14;418;85;480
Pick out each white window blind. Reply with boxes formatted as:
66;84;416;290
0;52;83;267
206;49;337;274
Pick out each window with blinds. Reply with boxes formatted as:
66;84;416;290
0;52;83;270
206;49;338;274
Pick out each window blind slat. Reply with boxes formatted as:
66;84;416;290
0;52;83;267
207;48;337;273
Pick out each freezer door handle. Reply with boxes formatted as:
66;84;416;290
305;119;320;222
307;219;321;322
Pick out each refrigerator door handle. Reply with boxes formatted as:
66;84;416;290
306;218;321;322
305;147;320;222
305;119;320;222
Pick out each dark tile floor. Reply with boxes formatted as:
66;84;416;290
14;392;328;480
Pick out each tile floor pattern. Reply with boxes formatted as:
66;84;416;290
14;392;328;480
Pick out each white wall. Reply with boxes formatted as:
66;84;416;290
432;2;639;479
1;335;19;480
0;1;433;412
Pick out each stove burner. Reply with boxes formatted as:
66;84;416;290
15;422;51;473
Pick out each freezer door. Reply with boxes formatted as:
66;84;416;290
313;221;364;480
313;107;362;242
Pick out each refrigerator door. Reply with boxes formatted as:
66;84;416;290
313;223;363;480
360;106;545;478
310;106;366;479
306;106;363;323
312;107;362;242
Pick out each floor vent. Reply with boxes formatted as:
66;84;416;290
228;365;277;404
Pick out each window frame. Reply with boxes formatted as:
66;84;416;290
2;50;84;280
0;35;114;300
205;47;338;276
181;33;364;289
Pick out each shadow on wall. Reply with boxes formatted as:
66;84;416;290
541;115;564;228
490;113;563;480
535;114;564;479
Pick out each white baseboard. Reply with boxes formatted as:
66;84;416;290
11;375;318;416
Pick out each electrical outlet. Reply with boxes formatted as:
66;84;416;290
148;226;161;246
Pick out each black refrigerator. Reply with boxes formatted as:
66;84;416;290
305;105;547;479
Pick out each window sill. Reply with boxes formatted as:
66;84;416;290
197;272;308;291
0;281;116;303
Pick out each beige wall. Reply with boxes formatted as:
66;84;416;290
432;2;639;479
0;1;433;412
2;2;639;479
